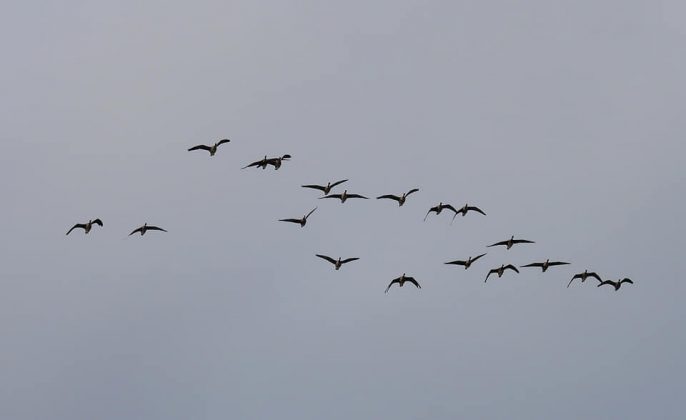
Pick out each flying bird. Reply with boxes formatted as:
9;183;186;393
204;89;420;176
597;278;634;291
301;179;348;195
424;202;459;221
376;188;420;206
266;154;292;170
485;264;519;282
444;253;487;270
66;219;103;235
487;235;535;250
242;155;270;170
279;207;317;227
452;203;487;221
385;273;421;293
129;223;167;236
567;270;603;288
319;189;368;203
187;139;230;156
315;254;359;270
520;259;570;272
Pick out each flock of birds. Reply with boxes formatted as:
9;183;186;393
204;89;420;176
66;138;634;293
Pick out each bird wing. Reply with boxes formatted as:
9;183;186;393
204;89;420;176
512;239;535;244
467;206;487;216
279;218;302;224
444;260;467;266
305;207;317;219
485;269;497;282
66;224;86;235
188;145;211;152
346;194;368;199
385;278;401;293
376;194;400;201
146;225;167;232
521;262;544;268
567;274;582;288
443;204;459;214
588;272;602;282
242;160;263;169
315;254;337;264
598;280;616;288
92;219;103;227
487;240;508;247
319;194;342;200
329;179;348;188
424;206;439;221
281;154;292;159
620;278;634;285
340;257;360;264
504;265;520;273
406;188;420;196
548;261;570;266
215;139;230;146
405;277;421;289
129;227;143;236
302;184;326;192
472;253;487;263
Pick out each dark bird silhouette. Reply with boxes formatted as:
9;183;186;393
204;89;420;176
66;219;103;235
487;235;535;250
279;207;317;227
385;273;421;293
445;253;487;270
320;189;368;203
452;203;487;221
129;223;167;236
598;278;634;291
424;202;459;221
485;264;519;282
301;179;348;195
315;254;359;270
567;270;603;288
242;155;270;170
376;188;420;206
520;259;571;272
187;139;230;156
266;154;292;170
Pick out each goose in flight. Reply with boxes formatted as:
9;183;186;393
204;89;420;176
598;278;634;291
320;189;368;203
385;273;421;293
266;154;292;170
301;179;348;195
242;155;270;170
452;203;487;221
129;223;168;236
424;202;459;221
187;139;230;156
376;188;420;206
485;264;519;282
487;235;535;250
315;254;359;270
520;259;570;272
279;207;317;227
66;219;103;235
567;270;603;288
444;253;487;270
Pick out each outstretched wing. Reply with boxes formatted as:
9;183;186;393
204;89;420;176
471;253;487;263
521;262;544;268
302;184;326;192
279;218;302;224
146;225;167;232
548;261;570;267
66;224;86;235
376;194;400;201
485;269;497;282
587;272;602;283
405;277;421;289
215;139;230;147
385;278;401;293
188;145;211;152
512;239;535;244
242;160;263;169
619;278;634;286
129;227;143;236
567;274;583;288
319;194;342;200
346;194;368;199
406;188;420;196
504;265;520;273
443;204;458;214
487;240;508;248
424;206;439;221
467;206;487;216
598;280;616;288
329;179;348;189
445;260;467;266
340;257;360;264
92;219;103;227
315;254;337;264
305;207;317;219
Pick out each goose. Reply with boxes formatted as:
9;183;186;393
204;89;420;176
242;155;270;170
520;259;570;272
444;253;487;270
485;264;519;282
66;219;103;235
385;273;421;293
315;254;359;270
597;278;634;291
187;139;230;156
452;203;487;221
279;207;317;227
487;235;535;250
320;189;368;203
129;223;167;236
424;202;459;221
376;188;420;206
302;179;348;195
266;154;292;170
567;270;603;288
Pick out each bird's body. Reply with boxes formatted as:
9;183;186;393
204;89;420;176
320;189;368;203
598;278;634;291
187;139;230;156
129;223;167;236
266;154;292;170
424;202;459;221
485;264;519;282
521;259;570;272
385;273;421;293
242;155;269;170
315;254;359;270
66;219;103;235
377;188;419;206
488;235;535;250
567;270;603;288
302;179;348;195
445;253;487;270
279;207;317;227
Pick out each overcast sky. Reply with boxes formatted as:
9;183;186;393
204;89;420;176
1;1;685;419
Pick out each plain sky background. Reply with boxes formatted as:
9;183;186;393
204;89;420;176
1;1;685;419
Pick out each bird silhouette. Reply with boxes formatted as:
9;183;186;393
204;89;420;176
187;139;230;156
66;219;103;235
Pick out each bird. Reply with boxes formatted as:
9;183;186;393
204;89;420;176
520;259;571;272
485;264;519;282
376;188;420;206
320;189;368;203
487;235;535;250
385;273;421;293
242;155;270;170
444;253;487;270
187;139;230;156
301;179;348;195
567;270;603;288
315;254;359;270
66;219;103;235
598;278;634;291
279;207;317;227
424;202;459;221
452;203;487;220
266;154;292;170
129;223;167;236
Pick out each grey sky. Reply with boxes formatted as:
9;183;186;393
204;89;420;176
1;1;685;419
